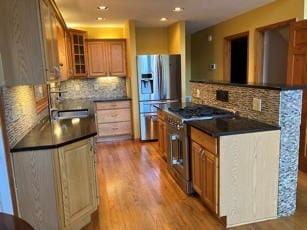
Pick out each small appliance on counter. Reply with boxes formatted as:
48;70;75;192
137;54;181;141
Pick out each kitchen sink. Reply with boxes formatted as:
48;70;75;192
53;109;89;120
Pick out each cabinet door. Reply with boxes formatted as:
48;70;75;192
40;0;60;81
87;41;108;76
158;118;164;155
57;139;97;229
191;141;203;194
55;20;68;81
202;150;219;215
107;40;127;76
0;0;45;86
70;30;87;76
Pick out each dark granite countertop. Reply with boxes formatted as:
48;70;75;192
91;96;131;102
190;80;307;90
187;117;280;137
11;116;97;152
153;102;197;111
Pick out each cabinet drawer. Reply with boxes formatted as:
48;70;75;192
96;101;131;110
96;109;131;123
191;127;217;154
98;122;131;137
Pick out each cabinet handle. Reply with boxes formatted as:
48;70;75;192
111;113;118;117
201;149;205;160
112;128;119;130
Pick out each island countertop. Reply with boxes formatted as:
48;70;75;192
190;79;307;90
186;116;280;137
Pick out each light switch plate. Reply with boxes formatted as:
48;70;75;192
252;98;262;112
94;84;99;90
75;84;80;91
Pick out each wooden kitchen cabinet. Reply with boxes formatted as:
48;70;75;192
12;138;98;230
87;39;127;77
69;29;88;77
0;0;46;86
157;109;167;159
95;100;132;142
55;138;98;229
191;128;219;215
190;126;281;227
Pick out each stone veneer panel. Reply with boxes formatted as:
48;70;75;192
277;90;302;216
191;82;302;217
2;86;48;147
60;77;127;99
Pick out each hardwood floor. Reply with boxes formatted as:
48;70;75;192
84;140;307;230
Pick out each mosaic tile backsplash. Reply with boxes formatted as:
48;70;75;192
60;77;127;99
2;86;48;147
191;82;303;218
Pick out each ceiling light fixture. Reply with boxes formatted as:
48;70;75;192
160;17;168;22
172;7;184;12
97;5;109;10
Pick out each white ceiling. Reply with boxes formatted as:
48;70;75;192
54;0;275;33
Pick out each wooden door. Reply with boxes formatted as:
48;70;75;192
288;20;307;172
202;150;219;215
87;41;108;76
191;141;203;195
57;139;97;229
107;40;127;76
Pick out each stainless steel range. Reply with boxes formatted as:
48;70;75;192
165;104;234;194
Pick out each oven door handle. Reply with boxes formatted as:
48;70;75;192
169;134;179;165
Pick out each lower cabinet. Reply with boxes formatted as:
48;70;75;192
191;127;281;227
12;138;98;230
191;130;219;215
157;109;167;159
95;100;132;142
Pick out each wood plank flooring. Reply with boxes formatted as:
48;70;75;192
84;140;307;230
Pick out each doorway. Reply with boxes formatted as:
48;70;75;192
255;19;294;84
224;32;249;83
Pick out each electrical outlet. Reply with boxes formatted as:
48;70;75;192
75;84;80;91
94;84;99;90
216;90;229;102
252;98;262;112
196;89;200;98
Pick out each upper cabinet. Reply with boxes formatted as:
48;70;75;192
0;0;69;86
87;39;127;77
69;29;88;77
0;0;46;86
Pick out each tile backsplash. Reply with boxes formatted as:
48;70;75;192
1;86;48;147
191;82;280;126
60;77;127;99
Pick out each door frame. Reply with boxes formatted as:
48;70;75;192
254;18;296;83
224;32;249;82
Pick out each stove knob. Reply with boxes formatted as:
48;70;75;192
177;124;182;130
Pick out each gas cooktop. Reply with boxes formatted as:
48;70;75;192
168;105;234;120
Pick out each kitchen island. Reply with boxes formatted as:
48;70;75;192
156;102;281;227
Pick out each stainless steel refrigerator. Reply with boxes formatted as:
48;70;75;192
137;54;181;141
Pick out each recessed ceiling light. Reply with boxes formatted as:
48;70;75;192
160;17;168;22
97;5;109;10
172;7;184;12
97;17;106;21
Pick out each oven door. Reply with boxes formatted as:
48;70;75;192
167;127;186;178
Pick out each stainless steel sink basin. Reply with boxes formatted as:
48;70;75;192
53;109;89;120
